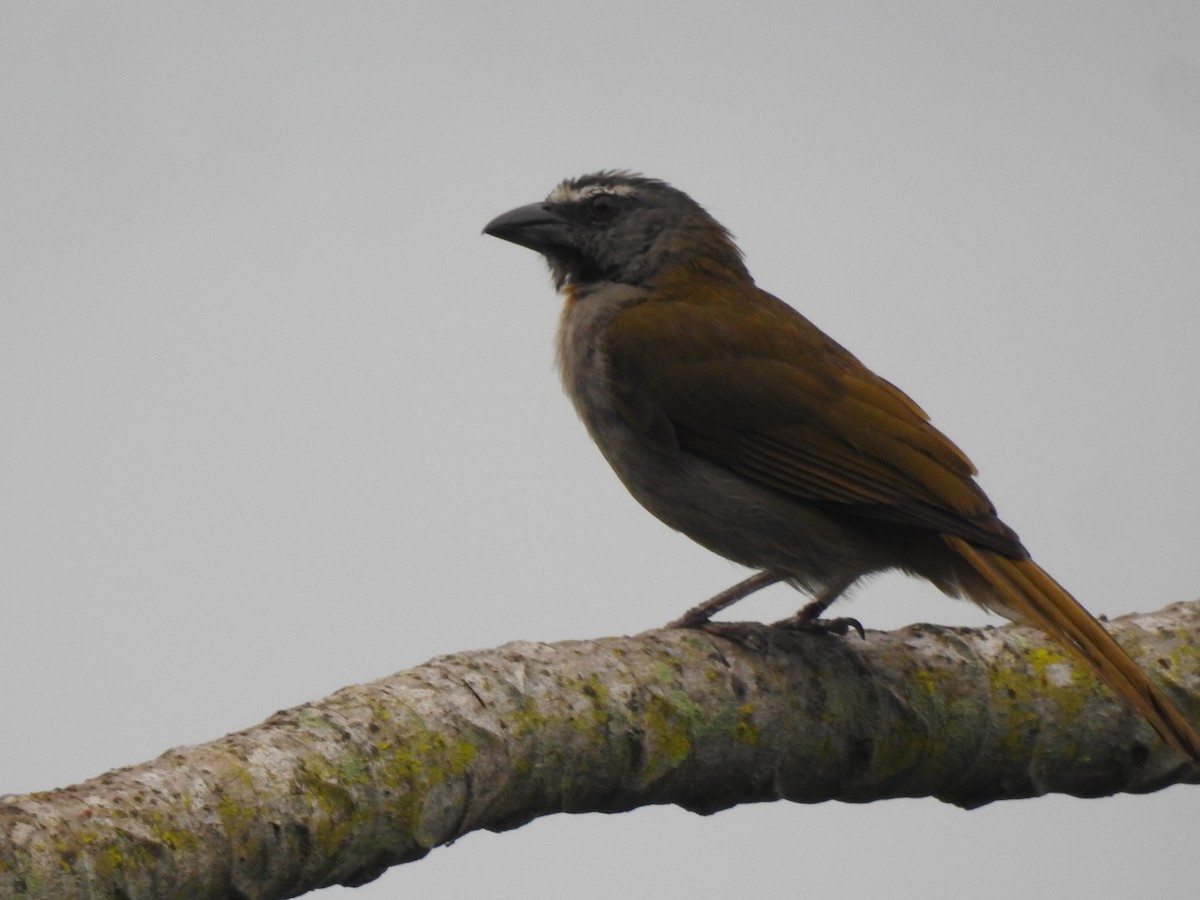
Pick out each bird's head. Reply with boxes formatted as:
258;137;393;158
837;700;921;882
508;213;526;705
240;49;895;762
484;171;750;291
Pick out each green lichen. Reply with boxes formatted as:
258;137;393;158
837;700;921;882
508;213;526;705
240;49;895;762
337;753;370;785
575;676;614;731
99;844;124;878
1029;648;1087;718
147;814;200;855
731;704;761;747
650;661;681;683
910;665;943;698
296;758;364;853
448;738;477;774
1158;634;1200;679
983;639;1083;757
642;693;693;775
351;716;481;841
214;765;257;846
297;707;340;730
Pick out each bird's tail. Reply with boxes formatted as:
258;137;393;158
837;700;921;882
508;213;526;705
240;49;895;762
945;535;1200;762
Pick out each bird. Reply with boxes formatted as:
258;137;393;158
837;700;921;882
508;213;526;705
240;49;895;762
483;170;1200;762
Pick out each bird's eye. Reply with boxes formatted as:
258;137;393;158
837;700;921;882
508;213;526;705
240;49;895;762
585;193;621;224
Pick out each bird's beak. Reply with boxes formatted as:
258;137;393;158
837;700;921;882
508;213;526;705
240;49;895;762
483;202;570;254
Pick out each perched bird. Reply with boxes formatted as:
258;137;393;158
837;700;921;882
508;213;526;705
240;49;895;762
484;171;1200;761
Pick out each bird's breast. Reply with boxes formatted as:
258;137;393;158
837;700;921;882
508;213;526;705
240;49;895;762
553;284;874;589
556;284;698;523
555;283;645;442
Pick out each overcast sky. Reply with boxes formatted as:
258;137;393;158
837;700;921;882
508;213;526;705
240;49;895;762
3;3;1199;897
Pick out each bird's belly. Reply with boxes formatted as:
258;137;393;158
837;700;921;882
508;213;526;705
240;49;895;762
579;398;893;595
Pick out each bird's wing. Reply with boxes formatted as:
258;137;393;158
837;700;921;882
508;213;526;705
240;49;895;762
604;284;1024;555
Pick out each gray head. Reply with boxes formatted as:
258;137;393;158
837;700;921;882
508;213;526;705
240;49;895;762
484;171;749;290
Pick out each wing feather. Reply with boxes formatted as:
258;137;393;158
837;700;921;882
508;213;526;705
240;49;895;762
604;282;1023;555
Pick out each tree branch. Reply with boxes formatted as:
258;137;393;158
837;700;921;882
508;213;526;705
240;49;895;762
3;601;1199;898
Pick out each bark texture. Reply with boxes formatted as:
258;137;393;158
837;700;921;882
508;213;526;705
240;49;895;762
3;602;1199;898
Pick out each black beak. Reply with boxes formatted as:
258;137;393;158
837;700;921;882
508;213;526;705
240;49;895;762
483;202;570;254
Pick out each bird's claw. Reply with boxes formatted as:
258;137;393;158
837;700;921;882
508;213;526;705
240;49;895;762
677;620;772;653
771;614;866;639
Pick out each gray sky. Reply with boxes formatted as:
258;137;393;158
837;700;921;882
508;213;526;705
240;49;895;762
3;3;1199;897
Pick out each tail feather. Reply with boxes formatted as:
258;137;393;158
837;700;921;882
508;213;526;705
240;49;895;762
945;535;1200;762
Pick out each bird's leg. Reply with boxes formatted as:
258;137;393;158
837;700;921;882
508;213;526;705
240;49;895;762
667;570;782;628
771;583;865;639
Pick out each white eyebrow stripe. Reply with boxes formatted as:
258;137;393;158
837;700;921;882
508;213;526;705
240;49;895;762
547;181;635;204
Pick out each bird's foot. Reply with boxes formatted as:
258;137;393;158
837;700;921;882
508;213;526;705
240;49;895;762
678;620;774;653
667;608;714;629
771;613;866;639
